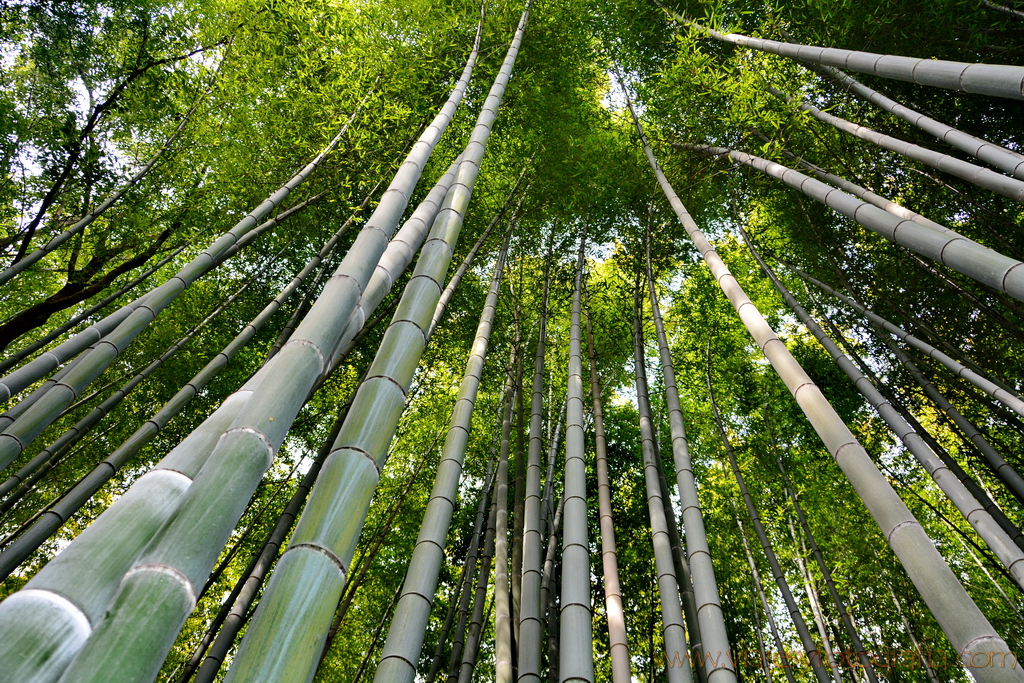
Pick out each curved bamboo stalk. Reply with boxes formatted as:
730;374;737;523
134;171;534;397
518;261;552;683
681;142;1024;303
766;85;1024;203
787;266;1024;417
743;233;1024;589
670;10;1024;101
558;235;593;683
372;236;510;683
627;88;1023;682
708;370;831;683
803;65;1024;179
219;15;526;681
0;194;369;581
0;72;219;288
454;497;499;683
633;285;692;683
583;287;631;683
644;228;734;683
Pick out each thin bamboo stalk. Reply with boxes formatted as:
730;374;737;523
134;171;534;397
984;0;1024;20
558;236;593;683
884;581;941;683
787;266;1024;417
454;498;498;683
518;261;552;683
624;85;1023;683
790;525;842;683
680;143;1024;304
541;497;564;683
220;16;526;680
671;10;1024;101
766;84;1024;204
372;236;510;683
496;357;517;683
583;287;631;683
644;228;733;683
743;235;1024;589
633;284;692;683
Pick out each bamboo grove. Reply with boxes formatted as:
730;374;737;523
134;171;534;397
4;0;1024;680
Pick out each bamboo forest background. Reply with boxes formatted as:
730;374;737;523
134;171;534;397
2;0;1024;681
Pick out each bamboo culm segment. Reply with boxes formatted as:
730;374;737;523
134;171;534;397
681;143;1024;303
679;14;1024;101
766;85;1024;204
806;63;1024;179
632;290;692;683
372;237;510;683
456;499;498;683
631;93;1023;682
0;193;369;582
0;45;474;679
742;236;1024;591
559;236;594;683
223;14;526;681
643;231;736;683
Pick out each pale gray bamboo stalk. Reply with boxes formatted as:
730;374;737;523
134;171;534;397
631;92;1021;679
633;291;691;683
220;17;525;681
0;248;273;505
559;236;593;683
0;194;367;581
518;261;552;683
427;466;494;683
766;84;1024;203
644;227;734;683
787;265;1024;416
708;373;831;683
790;527;842;683
680;143;1024;303
736;510;790;683
540;401;565;543
984;0;1024;20
583;288;631;683
495;356;517;683
454;498;498;683
674;12;1024;101
0;247;183;375
0;73;218;287
802;64;1024;179
373;237;510;683
427;166;530;340
744;234;1024;589
880;333;1024;504
512;335;526;650
884;581;941;683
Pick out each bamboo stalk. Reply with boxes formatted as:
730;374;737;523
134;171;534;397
454;497;499;683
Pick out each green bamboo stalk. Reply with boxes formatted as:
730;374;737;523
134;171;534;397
680;142;1024;303
583;287;631;683
0;71;220;288
454;498;499;683
643;226;734;683
669;9;1024;101
804;63;1024;179
786;266;1024;417
629;92;1022;681
743;234;1024;590
517;260;551;683
373;236;510;683
217;15;526;680
632;283;692;683
765;84;1024;204
559;236;593;683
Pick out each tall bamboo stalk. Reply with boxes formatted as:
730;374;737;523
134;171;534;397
669;10;1024;101
680;142;1024;303
789;524;842;683
884;580;941;683
219;15;527;681
787;266;1024;417
633;283;692;683
518;261;552;683
765;84;1024;204
558;235;593;683
584;286;631;683
541;496;564;683
496;357;517;683
455;498;499;683
623;84;1023;682
746;237;1024;590
644;228;734;683
372;236;510;683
